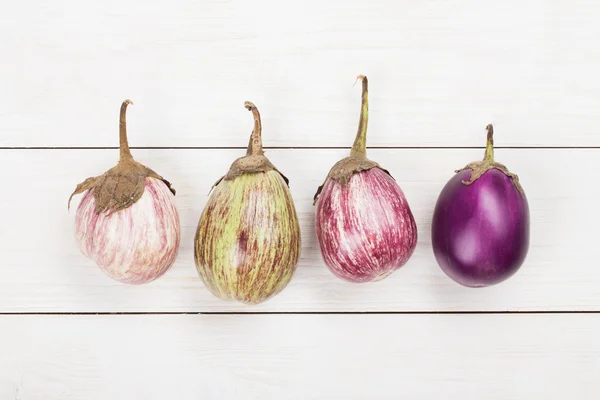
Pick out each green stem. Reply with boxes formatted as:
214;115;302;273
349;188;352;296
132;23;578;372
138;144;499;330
350;75;368;159
484;124;494;161
119;99;134;161
244;101;264;156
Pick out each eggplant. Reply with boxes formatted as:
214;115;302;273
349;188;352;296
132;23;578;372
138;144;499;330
194;102;301;304
431;124;530;287
314;76;418;283
69;100;180;284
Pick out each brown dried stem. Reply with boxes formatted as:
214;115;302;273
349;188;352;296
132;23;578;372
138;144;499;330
119;99;134;162
349;75;368;160
244;101;264;156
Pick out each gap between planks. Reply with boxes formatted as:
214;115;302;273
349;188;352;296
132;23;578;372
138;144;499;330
0;311;599;316
1;146;600;150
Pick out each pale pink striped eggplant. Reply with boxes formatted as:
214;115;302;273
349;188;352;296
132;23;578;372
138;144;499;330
68;100;181;284
314;76;417;283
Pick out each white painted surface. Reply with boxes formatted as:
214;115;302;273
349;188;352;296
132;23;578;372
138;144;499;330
2;0;600;147
0;314;598;400
0;0;598;398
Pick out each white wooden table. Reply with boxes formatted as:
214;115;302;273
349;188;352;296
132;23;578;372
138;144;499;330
0;1;598;398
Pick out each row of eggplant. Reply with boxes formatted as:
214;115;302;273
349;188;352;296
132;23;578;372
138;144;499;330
69;76;530;304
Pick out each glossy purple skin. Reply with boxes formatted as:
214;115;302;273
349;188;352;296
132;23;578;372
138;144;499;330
315;168;418;283
431;168;530;287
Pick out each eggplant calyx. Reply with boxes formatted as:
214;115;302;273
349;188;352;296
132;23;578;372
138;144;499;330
68;99;175;214
69;160;174;214
312;157;392;205
454;124;525;197
455;160;525;198
223;154;289;186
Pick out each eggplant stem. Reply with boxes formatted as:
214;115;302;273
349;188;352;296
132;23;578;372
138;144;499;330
119;99;134;162
484;124;494;161
350;75;368;160
244;101;264;156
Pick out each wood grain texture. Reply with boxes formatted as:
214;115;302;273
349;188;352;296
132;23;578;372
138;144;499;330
0;314;597;399
0;148;595;312
1;0;600;147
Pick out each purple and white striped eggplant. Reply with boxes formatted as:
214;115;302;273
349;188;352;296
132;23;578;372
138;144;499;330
194;102;301;304
68;100;181;284
314;76;418;283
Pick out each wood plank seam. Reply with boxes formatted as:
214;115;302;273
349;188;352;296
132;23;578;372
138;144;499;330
3;146;600;150
0;311;599;316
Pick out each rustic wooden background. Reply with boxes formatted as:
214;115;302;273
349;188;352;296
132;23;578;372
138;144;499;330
1;0;599;398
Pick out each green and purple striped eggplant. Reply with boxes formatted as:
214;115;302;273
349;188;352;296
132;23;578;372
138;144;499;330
194;102;301;304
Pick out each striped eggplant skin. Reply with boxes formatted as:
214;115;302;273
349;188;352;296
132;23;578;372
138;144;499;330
314;75;418;283
194;102;301;304
75;177;181;284
195;170;301;304
315;167;417;283
69;100;180;285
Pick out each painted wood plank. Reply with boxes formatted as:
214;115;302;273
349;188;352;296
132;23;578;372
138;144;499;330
1;0;600;147
0;148;595;312
0;314;597;399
